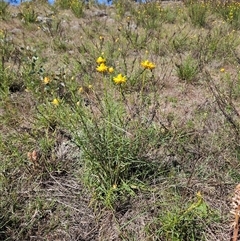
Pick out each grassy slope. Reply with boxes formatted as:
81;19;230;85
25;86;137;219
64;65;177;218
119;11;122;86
1;0;240;240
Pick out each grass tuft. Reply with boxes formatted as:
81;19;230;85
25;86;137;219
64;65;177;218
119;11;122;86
1;1;239;240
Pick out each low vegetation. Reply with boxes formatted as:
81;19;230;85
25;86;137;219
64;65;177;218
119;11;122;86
1;0;240;240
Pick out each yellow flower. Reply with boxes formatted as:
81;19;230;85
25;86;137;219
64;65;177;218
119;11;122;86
52;98;60;106
96;56;106;64
112;184;117;189
141;60;156;70
113;74;127;85
43;76;51;84
78;87;83;93
196;191;202;199
108;67;114;73
96;63;108;73
184;191;203;215
78;85;92;94
220;68;225;72
0;29;4;38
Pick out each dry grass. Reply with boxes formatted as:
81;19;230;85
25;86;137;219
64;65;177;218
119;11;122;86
1;0;240;240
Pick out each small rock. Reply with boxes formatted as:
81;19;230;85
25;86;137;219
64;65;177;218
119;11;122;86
36;16;52;24
10;28;22;35
92;10;108;17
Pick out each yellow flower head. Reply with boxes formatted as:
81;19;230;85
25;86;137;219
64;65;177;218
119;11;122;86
43;76;51;84
0;29;5;39
113;74;127;85
52;98;60;106
96;63;108;73
141;60;156;70
78;87;83;93
220;68;225;72
196;191;202;200
96;56;106;64
108;67;114;73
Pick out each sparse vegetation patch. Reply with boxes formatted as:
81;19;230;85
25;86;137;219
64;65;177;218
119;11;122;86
1;0;240;240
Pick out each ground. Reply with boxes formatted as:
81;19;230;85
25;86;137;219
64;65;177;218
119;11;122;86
1;0;240;240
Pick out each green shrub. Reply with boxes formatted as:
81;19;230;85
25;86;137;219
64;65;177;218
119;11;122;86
187;1;208;27
0;0;9;20
61;91;162;208
176;56;199;82
154;192;218;241
21;4;38;24
215;1;240;29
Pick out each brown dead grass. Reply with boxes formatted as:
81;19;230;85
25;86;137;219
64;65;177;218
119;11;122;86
1;1;240;240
